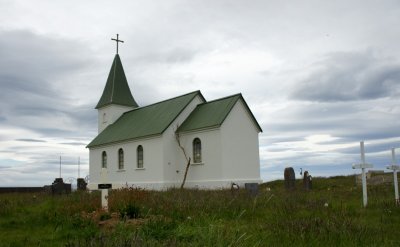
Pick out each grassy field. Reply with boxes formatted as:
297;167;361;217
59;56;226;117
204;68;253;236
0;175;399;246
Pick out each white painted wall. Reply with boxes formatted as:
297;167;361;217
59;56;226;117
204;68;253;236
88;136;164;190
178;128;223;188
220;100;261;185
98;104;135;133
162;95;205;186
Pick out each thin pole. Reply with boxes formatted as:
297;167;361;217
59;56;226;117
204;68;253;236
360;141;368;207
392;148;399;203
78;156;80;178
59;155;62;178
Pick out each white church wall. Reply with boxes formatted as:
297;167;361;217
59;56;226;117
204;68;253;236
162;95;205;186
178;128;223;188
98;105;134;133
220;100;262;186
88;136;164;190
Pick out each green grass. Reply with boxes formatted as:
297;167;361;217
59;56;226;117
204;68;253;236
0;175;399;246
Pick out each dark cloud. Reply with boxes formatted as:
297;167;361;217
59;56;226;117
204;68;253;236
291;51;400;102
15;138;46;143
0;30;98;140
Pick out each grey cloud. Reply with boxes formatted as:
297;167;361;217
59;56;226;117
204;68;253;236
337;142;399;156
291;51;400;102
0;30;97;140
59;142;87;146
30;128;75;137
16;138;46;143
132;47;199;64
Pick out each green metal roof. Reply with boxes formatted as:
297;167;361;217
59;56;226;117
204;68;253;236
95;54;138;109
177;94;263;133
87;91;204;148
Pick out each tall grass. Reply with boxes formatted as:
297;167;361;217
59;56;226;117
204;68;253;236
0;175;399;246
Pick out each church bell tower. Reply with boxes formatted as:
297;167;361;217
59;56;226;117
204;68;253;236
96;34;138;133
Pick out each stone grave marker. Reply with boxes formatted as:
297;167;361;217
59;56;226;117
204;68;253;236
77;178;87;191
245;183;259;196
51;178;71;195
284;167;296;189
303;171;312;191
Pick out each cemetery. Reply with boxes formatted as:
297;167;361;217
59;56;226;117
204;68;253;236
1;170;399;246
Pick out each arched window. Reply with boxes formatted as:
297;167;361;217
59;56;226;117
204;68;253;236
118;148;124;170
193;138;202;163
137;145;143;168
102;151;107;168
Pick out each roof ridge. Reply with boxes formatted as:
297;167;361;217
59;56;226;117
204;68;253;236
198;93;241;105
177;92;262;133
123;90;203;114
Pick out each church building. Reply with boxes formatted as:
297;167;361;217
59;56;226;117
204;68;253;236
87;52;262;190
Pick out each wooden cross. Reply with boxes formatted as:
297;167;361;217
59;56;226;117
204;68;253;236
99;168;111;211
352;141;373;207
111;34;124;54
386;148;399;204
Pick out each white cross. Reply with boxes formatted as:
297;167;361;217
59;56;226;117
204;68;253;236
352;141;373;207
386;148;399;204
100;168;109;211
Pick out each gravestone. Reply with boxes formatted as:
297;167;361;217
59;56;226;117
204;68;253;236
303;171;312;190
245;183;259;196
284;167;296;189
51;178;71;195
77;178;87;191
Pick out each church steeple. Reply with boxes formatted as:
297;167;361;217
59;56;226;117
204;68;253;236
95;54;138;109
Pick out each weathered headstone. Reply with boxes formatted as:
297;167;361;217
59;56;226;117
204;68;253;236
51;178;71;195
303;171;312;190
245;183;259;196
284;167;296;189
386;148;399;205
352;141;373;207
77;178;87;191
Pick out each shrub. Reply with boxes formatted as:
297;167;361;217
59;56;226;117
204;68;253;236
119;203;141;219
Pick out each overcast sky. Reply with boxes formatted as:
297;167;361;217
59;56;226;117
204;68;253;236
0;0;399;186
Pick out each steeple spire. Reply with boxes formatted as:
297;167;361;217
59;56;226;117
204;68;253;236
95;54;138;109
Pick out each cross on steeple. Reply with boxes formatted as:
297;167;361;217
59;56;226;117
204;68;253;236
111;34;124;54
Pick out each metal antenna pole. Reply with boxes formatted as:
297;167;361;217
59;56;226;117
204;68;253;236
59;155;62;178
78;156;80;178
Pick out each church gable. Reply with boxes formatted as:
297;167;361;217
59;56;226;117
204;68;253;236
87;91;205;148
177;94;262;133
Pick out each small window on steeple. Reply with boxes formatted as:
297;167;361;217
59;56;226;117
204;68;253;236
103;113;107;123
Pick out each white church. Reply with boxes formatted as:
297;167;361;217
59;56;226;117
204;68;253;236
87;52;262;190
